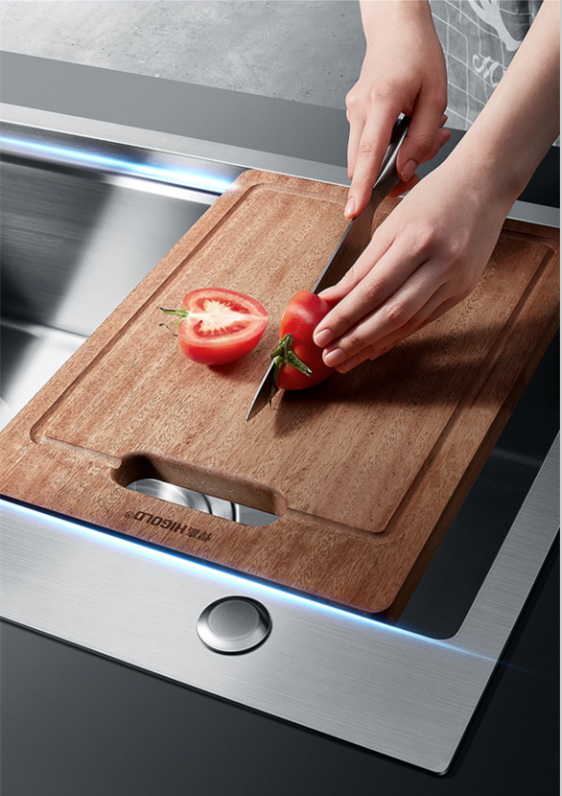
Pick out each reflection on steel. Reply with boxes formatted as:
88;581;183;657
1;134;235;193
127;478;278;527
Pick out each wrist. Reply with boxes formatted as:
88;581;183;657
444;132;523;213
361;0;432;46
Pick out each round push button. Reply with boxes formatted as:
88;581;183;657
197;597;271;654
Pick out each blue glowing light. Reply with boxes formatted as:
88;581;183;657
0;135;234;194
0;497;493;661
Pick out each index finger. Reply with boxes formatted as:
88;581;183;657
345;101;401;218
314;234;423;347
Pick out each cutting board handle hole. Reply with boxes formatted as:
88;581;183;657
113;454;284;526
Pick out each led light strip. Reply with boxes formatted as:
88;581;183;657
0;496;493;661
0;135;234;194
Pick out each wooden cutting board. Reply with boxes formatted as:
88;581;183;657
0;170;559;615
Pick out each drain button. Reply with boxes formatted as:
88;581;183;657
197;597;271;654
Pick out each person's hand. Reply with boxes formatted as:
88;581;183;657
346;0;450;218
319;0;560;374
313;160;513;372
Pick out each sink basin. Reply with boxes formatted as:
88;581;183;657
1;144;219;417
0;121;558;635
0;126;276;525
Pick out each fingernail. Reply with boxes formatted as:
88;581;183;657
401;159;418;182
324;348;347;367
314;328;334;347
344;197;356;218
336;356;358;373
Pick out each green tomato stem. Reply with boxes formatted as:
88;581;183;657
158;306;189;336
269;333;312;395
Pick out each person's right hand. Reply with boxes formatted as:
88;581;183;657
345;0;450;218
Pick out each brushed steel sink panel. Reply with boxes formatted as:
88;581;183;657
0;106;559;773
0;158;216;339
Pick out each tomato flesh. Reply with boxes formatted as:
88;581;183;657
177;288;268;365
275;291;333;390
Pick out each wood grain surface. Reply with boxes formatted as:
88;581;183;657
0;170;559;614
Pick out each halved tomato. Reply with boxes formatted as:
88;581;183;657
159;288;268;366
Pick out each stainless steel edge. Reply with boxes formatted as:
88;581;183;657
455;435;560;657
2;103;559;228
503;198;560;229
1;437;558;773
0;103;344;187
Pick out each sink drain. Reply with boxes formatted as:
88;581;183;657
127;477;239;522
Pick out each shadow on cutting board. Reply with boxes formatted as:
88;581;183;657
270;314;542;435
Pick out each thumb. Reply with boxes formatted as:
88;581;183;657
398;101;447;182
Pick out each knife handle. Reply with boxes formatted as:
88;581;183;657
371;115;411;207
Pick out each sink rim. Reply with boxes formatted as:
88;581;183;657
2;102;559;229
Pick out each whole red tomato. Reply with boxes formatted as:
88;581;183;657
159;288;268;366
271;290;333;390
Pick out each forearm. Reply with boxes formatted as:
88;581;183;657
359;0;432;49
447;0;560;206
350;1;447;211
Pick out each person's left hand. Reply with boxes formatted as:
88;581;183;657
313;159;513;371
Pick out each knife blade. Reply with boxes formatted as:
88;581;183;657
246;115;411;421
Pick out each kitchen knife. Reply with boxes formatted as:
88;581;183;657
246;115;411;421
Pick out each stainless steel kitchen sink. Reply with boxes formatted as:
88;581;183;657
1;154;214;418
1;115;558;631
1;107;559;774
1;124;277;525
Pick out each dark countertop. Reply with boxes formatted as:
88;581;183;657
0;53;559;796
